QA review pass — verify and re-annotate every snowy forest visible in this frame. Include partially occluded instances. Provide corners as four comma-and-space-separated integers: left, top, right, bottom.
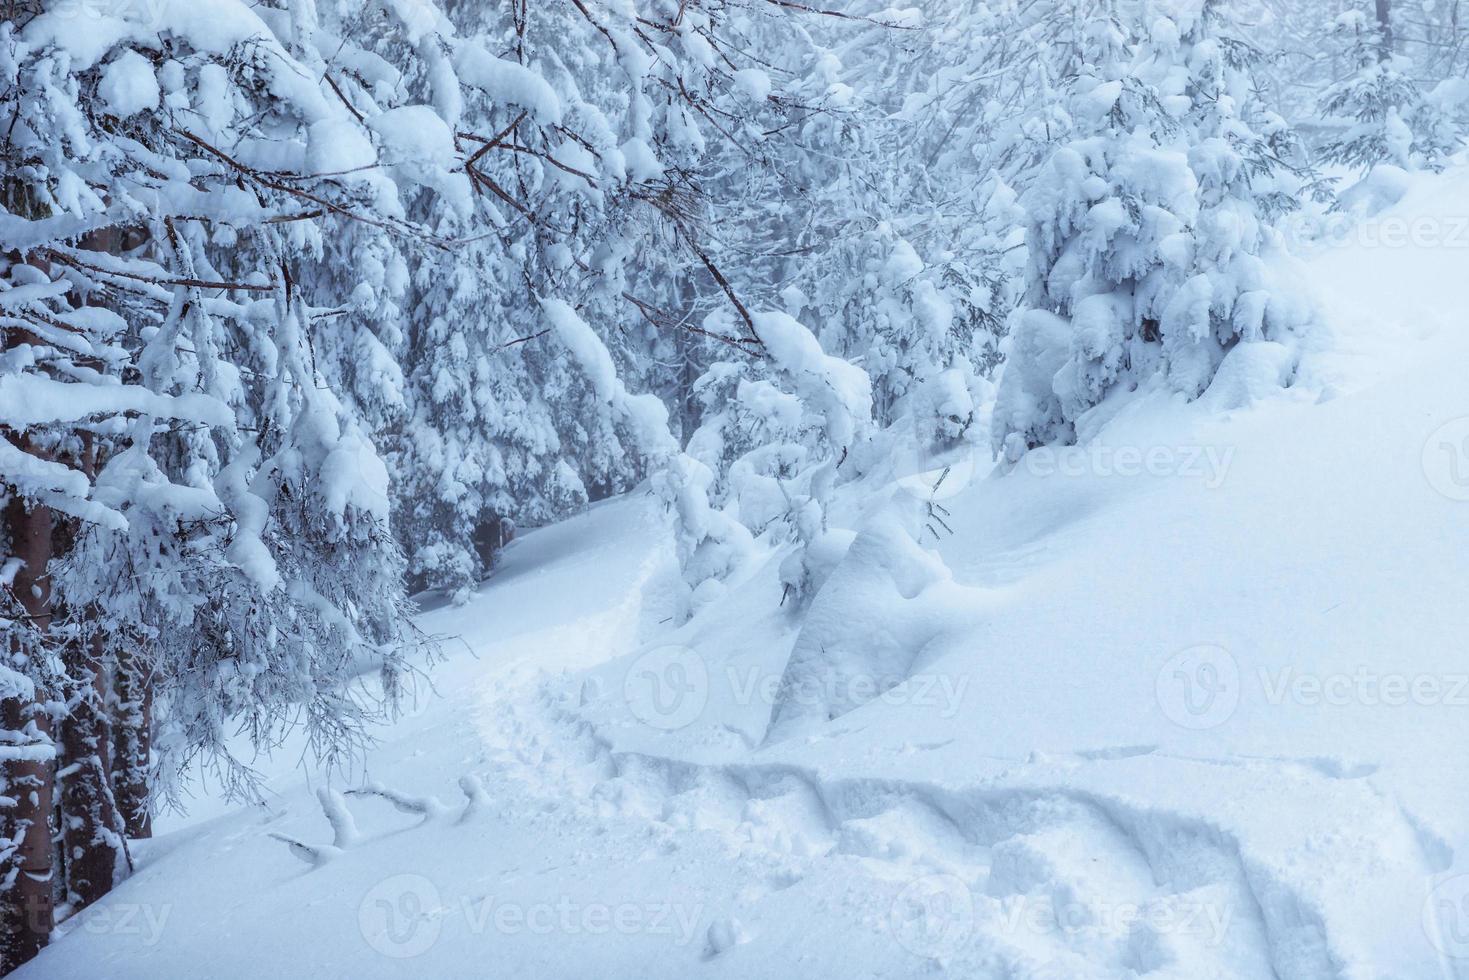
4, 0, 1469, 975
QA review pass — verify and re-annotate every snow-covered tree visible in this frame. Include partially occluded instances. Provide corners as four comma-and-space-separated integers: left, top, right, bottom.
1317, 4, 1461, 173
387, 0, 866, 602
0, 1, 471, 962
993, 4, 1318, 456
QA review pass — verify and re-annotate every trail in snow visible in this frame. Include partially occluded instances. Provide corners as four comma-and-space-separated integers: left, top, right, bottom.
20, 170, 1469, 979
510, 168, 1469, 977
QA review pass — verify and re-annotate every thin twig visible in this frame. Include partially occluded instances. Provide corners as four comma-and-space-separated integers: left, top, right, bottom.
175, 129, 453, 249
42, 248, 275, 292
323, 73, 365, 123
676, 227, 756, 335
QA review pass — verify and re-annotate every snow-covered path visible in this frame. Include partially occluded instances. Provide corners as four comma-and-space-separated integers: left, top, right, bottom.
22, 171, 1469, 979
20, 493, 1294, 979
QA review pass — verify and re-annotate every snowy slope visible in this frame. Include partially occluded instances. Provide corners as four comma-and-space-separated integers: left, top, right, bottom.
21, 168, 1469, 979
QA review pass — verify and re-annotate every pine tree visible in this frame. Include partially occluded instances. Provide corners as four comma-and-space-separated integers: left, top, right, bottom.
1, 2, 463, 961
388, 0, 848, 603
1317, 2, 1461, 173
993, 5, 1317, 456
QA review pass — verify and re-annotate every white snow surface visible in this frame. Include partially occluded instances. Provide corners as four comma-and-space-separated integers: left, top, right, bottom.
22, 166, 1469, 979
97, 50, 159, 117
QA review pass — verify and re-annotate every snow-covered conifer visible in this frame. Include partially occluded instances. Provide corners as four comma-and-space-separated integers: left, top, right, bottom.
993, 3, 1317, 456
1317, 5, 1461, 174
1, 2, 468, 959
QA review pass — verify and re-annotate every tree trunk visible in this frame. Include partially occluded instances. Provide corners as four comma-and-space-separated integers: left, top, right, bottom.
58, 631, 131, 909
75, 221, 157, 842
57, 224, 150, 868
112, 648, 153, 839
1376, 0, 1394, 57
0, 486, 57, 974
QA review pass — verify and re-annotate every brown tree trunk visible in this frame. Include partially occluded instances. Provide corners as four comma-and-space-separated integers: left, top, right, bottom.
0, 485, 57, 974
52, 417, 133, 908
1376, 0, 1394, 58
112, 648, 153, 839
70, 223, 155, 843
1, 176, 63, 975
58, 630, 132, 909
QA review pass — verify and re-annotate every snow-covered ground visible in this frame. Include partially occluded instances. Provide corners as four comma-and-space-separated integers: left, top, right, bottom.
23, 167, 1469, 979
